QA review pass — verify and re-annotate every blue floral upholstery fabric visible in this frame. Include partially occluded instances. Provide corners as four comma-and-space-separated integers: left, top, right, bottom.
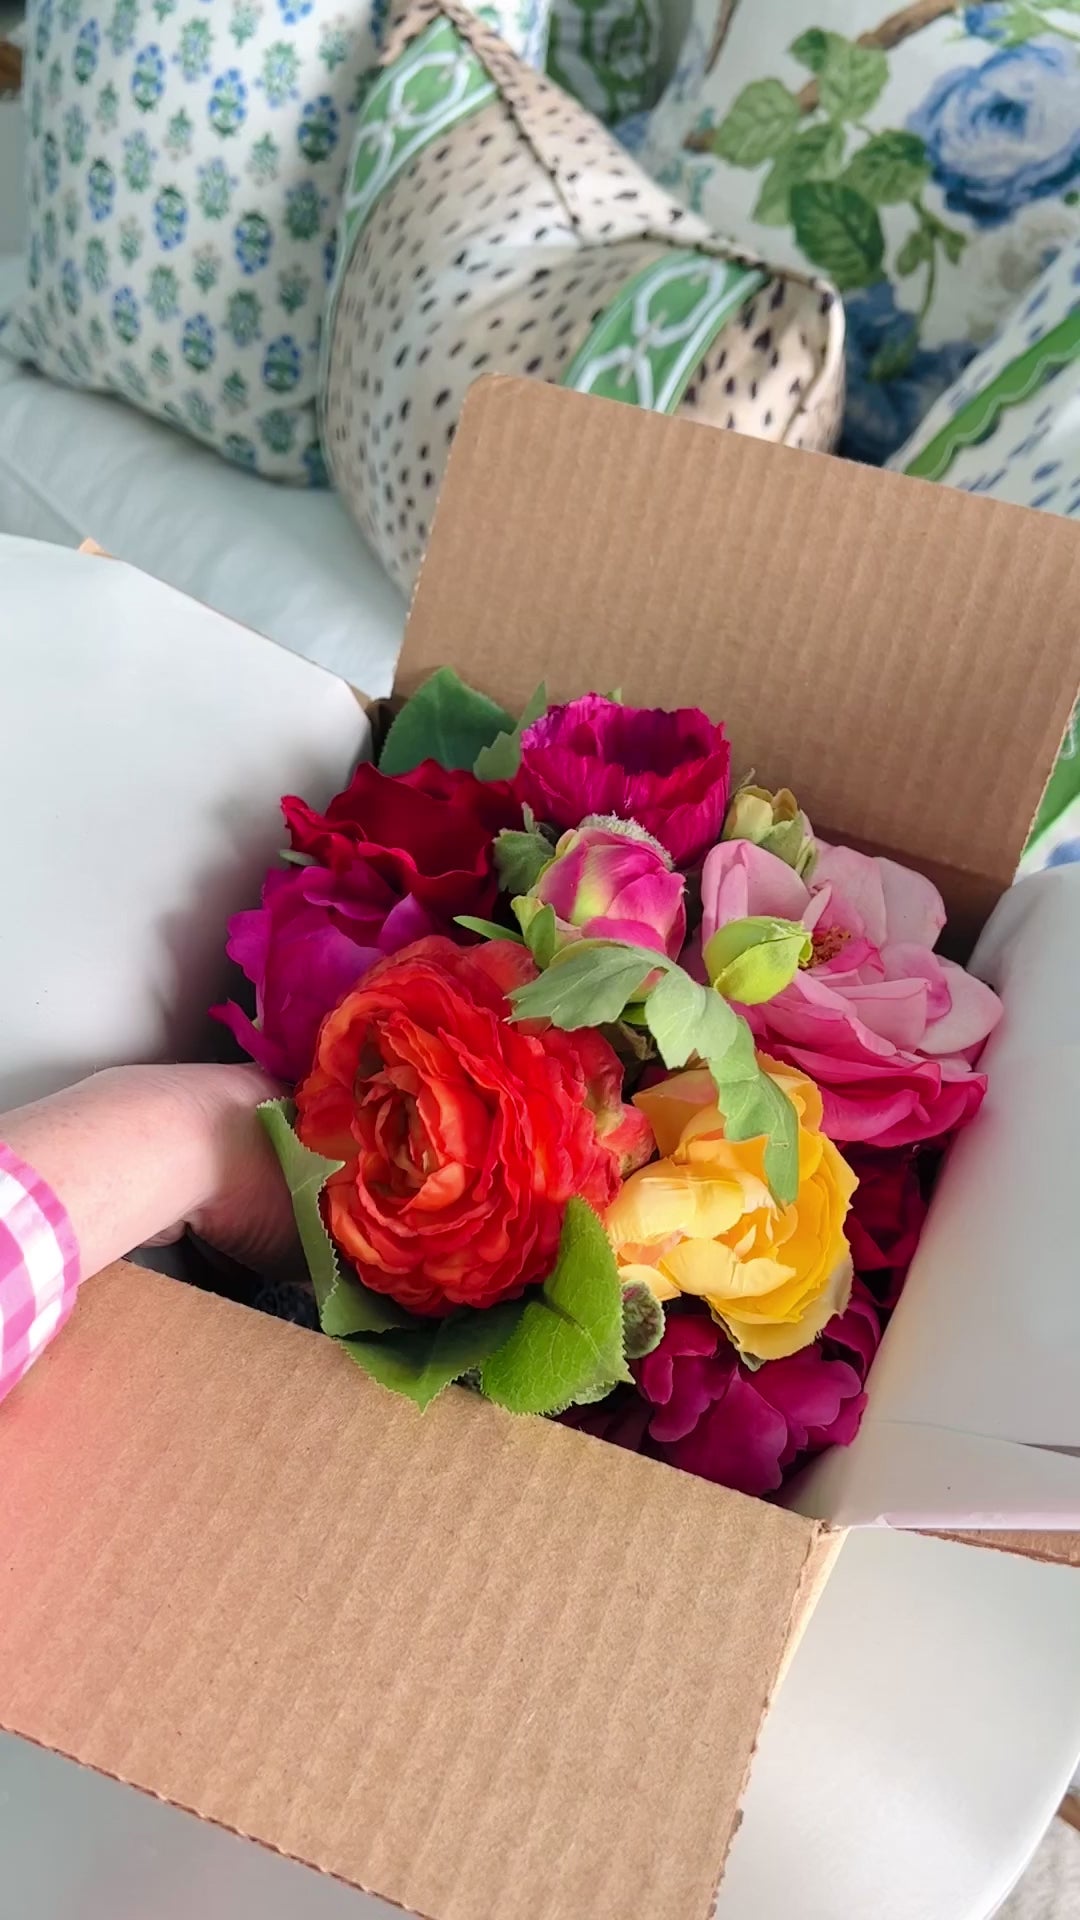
3, 0, 547, 479
637, 1, 1080, 464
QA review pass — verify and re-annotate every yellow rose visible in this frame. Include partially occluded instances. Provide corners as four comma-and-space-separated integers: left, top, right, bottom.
604, 1058, 855, 1362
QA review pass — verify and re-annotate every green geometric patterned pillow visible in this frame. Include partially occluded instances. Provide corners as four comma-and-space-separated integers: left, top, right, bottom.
3, 0, 550, 482
547, 0, 663, 127
320, 0, 845, 591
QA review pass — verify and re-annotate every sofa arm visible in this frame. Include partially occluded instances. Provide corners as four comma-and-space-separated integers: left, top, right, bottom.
0, 40, 22, 98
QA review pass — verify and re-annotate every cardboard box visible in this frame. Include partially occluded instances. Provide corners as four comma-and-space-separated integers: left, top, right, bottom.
2, 378, 1080, 1920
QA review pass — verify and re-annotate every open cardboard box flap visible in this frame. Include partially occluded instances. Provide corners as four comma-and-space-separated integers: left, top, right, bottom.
2, 378, 1080, 1919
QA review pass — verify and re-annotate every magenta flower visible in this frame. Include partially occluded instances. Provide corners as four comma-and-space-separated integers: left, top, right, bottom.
564, 1289, 881, 1499
699, 838, 1002, 1148
520, 819, 687, 956
517, 695, 730, 869
213, 860, 442, 1083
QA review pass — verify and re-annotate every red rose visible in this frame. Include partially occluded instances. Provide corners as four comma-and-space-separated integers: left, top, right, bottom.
283, 759, 520, 917
295, 936, 653, 1317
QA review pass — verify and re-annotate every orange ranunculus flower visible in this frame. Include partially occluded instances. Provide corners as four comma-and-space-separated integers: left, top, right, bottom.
295, 935, 653, 1318
604, 1059, 856, 1362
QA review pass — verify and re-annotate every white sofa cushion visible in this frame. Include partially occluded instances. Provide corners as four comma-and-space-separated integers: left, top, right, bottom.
0, 256, 404, 689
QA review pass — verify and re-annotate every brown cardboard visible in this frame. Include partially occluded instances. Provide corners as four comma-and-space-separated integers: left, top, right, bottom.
7, 378, 1080, 1915
0, 1262, 826, 1920
402, 376, 1080, 948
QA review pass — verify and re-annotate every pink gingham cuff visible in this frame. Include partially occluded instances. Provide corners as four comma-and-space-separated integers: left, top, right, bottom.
0, 1141, 80, 1407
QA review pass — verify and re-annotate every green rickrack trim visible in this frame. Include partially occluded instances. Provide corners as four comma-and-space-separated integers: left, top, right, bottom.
561, 248, 765, 414
903, 306, 1080, 484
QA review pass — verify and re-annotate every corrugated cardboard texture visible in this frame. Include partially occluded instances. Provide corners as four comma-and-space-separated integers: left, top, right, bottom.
402, 377, 1080, 946
0, 1263, 825, 1920
936, 1529, 1080, 1568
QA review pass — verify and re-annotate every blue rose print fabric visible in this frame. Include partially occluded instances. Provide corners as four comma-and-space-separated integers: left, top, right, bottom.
637, 0, 1080, 464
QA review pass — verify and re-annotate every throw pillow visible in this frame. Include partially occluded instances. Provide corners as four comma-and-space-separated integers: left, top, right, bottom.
4, 0, 547, 481
888, 233, 1080, 875
547, 0, 662, 127
638, 0, 1080, 465
320, 0, 844, 592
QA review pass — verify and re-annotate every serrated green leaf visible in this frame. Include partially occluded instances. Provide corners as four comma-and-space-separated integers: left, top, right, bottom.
710, 78, 800, 167
339, 1300, 526, 1411
509, 940, 658, 1028
643, 964, 738, 1069
843, 130, 928, 206
481, 1198, 630, 1414
455, 915, 525, 943
895, 226, 932, 276
495, 823, 554, 896
817, 36, 888, 122
379, 668, 513, 777
791, 180, 884, 290
259, 1098, 413, 1335
753, 121, 846, 224
703, 917, 811, 1005
472, 682, 547, 782
789, 27, 829, 72
705, 1026, 799, 1206
622, 1281, 665, 1359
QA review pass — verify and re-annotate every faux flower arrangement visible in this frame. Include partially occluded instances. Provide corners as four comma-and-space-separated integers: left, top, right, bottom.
215, 673, 1001, 1498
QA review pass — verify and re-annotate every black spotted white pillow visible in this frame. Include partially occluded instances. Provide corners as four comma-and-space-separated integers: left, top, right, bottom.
320, 0, 844, 589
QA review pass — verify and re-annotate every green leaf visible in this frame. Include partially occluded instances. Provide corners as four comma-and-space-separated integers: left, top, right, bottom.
522, 901, 558, 969
843, 130, 928, 206
817, 36, 888, 122
705, 1026, 799, 1207
259, 1099, 413, 1336
509, 940, 658, 1028
790, 181, 884, 290
703, 917, 812, 1005
480, 1198, 630, 1414
472, 682, 547, 782
379, 668, 514, 777
939, 224, 967, 265
455, 915, 525, 943
868, 328, 918, 382
710, 78, 801, 167
789, 27, 829, 72
643, 964, 738, 1070
622, 1281, 665, 1359
753, 122, 845, 225
495, 823, 554, 896
279, 848, 318, 868
895, 226, 932, 276
340, 1300, 526, 1412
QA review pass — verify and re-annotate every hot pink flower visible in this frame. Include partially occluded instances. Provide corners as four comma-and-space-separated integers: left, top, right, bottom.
522, 820, 687, 956
213, 860, 443, 1082
700, 839, 1002, 1148
517, 695, 730, 869
565, 1289, 882, 1499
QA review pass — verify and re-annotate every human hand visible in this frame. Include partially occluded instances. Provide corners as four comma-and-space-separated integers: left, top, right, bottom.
1, 1063, 298, 1281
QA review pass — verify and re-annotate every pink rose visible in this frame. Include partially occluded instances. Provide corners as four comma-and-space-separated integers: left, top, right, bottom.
517, 695, 730, 869
520, 819, 687, 957
700, 839, 1002, 1148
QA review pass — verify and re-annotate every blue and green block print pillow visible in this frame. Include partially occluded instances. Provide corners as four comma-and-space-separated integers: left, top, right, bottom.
639, 0, 1080, 465
4, 0, 549, 481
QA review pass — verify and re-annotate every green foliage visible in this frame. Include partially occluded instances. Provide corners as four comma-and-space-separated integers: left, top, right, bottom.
790, 180, 885, 290
379, 668, 514, 777
753, 122, 845, 225
710, 77, 801, 166
843, 131, 929, 206
472, 682, 547, 782
481, 1199, 630, 1415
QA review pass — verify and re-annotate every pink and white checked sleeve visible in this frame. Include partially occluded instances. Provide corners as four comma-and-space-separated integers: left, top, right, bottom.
0, 1141, 80, 1406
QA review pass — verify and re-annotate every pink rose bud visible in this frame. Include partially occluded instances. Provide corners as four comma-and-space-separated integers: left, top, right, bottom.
520, 816, 687, 958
